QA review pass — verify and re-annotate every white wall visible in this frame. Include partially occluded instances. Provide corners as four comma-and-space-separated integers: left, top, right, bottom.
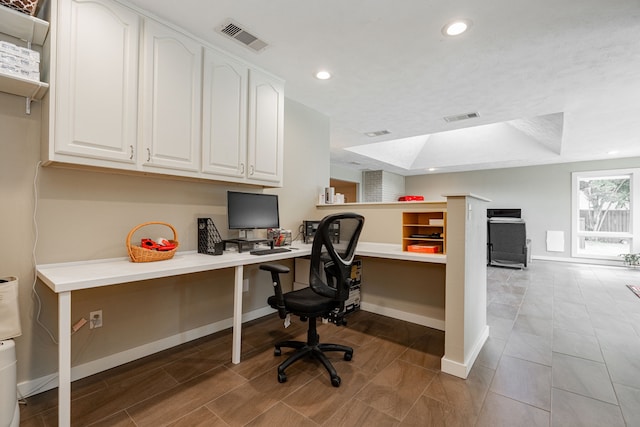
266, 99, 330, 233
362, 170, 406, 202
382, 171, 405, 202
405, 158, 640, 261
330, 164, 363, 202
330, 163, 362, 184
0, 93, 329, 386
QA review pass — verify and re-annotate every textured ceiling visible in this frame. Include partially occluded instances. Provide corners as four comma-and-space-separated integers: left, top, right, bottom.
126, 0, 640, 175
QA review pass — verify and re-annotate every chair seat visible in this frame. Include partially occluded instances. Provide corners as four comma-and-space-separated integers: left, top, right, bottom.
268, 287, 339, 317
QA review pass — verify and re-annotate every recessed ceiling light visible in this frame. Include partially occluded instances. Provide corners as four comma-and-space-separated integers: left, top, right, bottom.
442, 19, 472, 36
428, 168, 436, 172
315, 70, 332, 80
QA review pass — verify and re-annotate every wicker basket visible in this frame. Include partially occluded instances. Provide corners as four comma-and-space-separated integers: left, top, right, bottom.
0, 0, 40, 16
126, 221, 179, 263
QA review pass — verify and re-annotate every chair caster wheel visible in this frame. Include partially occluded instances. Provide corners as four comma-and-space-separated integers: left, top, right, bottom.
344, 352, 352, 361
274, 348, 281, 356
278, 372, 287, 383
331, 376, 341, 387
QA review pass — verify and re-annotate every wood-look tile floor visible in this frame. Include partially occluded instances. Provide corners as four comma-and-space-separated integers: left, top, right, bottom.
18, 261, 640, 426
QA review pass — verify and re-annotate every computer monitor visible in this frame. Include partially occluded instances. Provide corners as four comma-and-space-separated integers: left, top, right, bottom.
227, 191, 280, 235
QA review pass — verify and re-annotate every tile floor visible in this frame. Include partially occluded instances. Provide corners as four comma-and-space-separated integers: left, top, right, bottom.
18, 260, 640, 426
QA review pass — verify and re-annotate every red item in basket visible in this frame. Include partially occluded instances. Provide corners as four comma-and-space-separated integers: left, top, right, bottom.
398, 196, 424, 201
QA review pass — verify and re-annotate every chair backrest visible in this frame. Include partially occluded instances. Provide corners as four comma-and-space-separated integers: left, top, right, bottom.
489, 220, 527, 252
309, 213, 364, 303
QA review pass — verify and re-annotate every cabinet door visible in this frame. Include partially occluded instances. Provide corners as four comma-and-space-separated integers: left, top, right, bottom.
55, 0, 139, 163
141, 19, 201, 172
201, 48, 247, 178
247, 69, 284, 185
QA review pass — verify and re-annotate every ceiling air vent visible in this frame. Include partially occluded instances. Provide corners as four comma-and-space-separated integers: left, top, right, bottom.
364, 130, 391, 137
443, 112, 480, 123
219, 20, 268, 53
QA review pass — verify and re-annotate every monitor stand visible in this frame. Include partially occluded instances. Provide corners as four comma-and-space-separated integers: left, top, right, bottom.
223, 238, 274, 253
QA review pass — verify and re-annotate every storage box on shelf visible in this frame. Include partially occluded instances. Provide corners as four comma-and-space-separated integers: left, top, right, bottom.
402, 211, 447, 254
1, 40, 40, 80
407, 244, 440, 253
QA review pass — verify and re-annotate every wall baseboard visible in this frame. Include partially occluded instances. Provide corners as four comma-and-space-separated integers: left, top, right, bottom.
17, 306, 275, 398
532, 255, 624, 267
360, 302, 445, 331
441, 325, 489, 379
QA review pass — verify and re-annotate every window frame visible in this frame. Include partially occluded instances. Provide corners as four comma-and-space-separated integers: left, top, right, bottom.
571, 168, 639, 260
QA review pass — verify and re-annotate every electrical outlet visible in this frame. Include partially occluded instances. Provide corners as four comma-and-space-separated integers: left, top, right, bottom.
89, 310, 103, 329
243, 278, 249, 292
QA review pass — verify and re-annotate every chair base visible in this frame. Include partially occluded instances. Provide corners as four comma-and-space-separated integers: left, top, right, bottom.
274, 317, 353, 387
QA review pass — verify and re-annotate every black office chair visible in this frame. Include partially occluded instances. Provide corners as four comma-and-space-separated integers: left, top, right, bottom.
259, 212, 364, 387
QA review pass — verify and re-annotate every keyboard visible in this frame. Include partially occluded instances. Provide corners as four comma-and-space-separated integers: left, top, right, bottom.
249, 247, 292, 256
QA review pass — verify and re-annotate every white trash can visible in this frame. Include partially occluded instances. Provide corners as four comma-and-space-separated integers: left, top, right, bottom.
0, 275, 21, 427
0, 339, 19, 427
0, 277, 21, 340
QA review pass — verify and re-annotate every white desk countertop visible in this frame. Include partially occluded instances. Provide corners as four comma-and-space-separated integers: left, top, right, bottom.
37, 242, 446, 293
36, 247, 310, 293
355, 242, 446, 264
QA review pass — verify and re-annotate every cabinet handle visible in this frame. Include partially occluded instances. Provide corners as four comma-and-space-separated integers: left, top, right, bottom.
129, 145, 134, 160
146, 148, 151, 162
249, 165, 254, 176
240, 163, 245, 174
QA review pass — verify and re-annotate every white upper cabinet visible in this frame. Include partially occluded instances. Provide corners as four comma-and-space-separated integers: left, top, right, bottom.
53, 0, 139, 164
201, 47, 247, 179
202, 48, 284, 186
140, 19, 202, 172
44, 0, 284, 186
247, 68, 284, 185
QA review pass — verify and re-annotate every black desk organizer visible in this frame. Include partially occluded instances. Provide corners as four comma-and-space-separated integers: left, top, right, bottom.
223, 238, 274, 253
197, 218, 224, 255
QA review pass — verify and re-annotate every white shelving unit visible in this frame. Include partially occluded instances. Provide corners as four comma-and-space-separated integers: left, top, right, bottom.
0, 4, 49, 107
0, 5, 48, 44
0, 70, 48, 99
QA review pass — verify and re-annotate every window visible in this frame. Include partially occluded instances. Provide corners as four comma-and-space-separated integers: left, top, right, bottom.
572, 169, 640, 259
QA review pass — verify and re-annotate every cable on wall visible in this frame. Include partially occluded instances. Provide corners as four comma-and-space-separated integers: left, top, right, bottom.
21, 161, 98, 401
31, 160, 58, 345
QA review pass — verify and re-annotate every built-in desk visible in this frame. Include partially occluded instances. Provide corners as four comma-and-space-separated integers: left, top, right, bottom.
39, 192, 489, 427
37, 242, 447, 427
316, 194, 490, 379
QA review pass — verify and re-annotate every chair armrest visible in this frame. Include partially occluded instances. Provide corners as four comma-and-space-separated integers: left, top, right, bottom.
259, 264, 290, 275
259, 264, 290, 319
